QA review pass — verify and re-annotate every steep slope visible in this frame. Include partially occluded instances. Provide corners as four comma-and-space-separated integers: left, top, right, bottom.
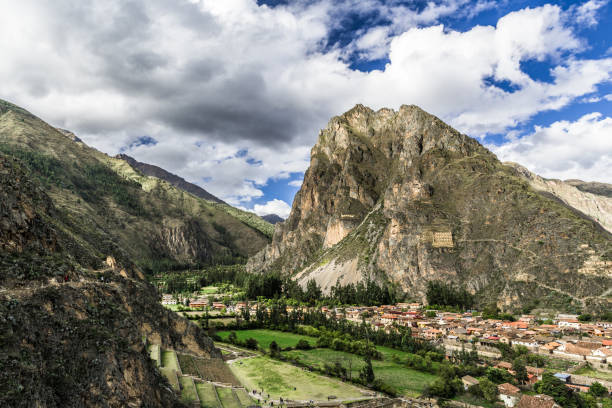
506, 162, 612, 233
565, 179, 612, 198
116, 153, 225, 203
248, 104, 612, 313
0, 99, 271, 272
0, 152, 220, 407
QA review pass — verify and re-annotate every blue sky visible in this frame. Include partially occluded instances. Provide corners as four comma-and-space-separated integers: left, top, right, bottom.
1, 0, 611, 218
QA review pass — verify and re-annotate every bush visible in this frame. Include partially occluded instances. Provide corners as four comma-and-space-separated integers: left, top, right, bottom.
244, 337, 258, 350
296, 339, 311, 350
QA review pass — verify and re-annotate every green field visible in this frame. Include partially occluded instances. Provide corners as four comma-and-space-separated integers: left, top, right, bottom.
285, 348, 436, 397
179, 376, 199, 404
217, 387, 241, 408
217, 329, 317, 349
162, 350, 180, 371
196, 382, 220, 408
230, 356, 365, 401
235, 388, 256, 406
200, 286, 219, 294
161, 367, 180, 391
574, 366, 612, 381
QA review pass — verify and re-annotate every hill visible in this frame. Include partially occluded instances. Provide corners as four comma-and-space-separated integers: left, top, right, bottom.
0, 99, 271, 272
262, 214, 284, 224
247, 104, 612, 313
0, 151, 221, 407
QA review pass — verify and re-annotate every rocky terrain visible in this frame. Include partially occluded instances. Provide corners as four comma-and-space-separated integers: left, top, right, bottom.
0, 152, 220, 407
505, 162, 612, 234
0, 99, 271, 272
248, 104, 612, 313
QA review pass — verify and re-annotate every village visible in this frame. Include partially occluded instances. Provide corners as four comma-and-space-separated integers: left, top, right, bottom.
162, 292, 612, 401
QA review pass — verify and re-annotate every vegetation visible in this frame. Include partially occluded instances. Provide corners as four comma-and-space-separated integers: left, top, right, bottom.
217, 329, 317, 349
426, 281, 474, 310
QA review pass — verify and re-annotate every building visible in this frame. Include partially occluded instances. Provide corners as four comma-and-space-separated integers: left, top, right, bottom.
461, 375, 479, 390
498, 383, 521, 407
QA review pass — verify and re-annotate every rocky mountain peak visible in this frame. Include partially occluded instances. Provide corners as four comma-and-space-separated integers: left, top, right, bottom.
248, 104, 611, 314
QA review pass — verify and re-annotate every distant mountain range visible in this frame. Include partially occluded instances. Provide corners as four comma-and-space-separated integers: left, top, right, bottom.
262, 214, 284, 224
116, 153, 226, 204
248, 104, 612, 314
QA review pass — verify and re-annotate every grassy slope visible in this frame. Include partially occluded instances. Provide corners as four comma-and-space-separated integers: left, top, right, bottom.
229, 356, 364, 401
0, 99, 271, 270
217, 329, 318, 349
196, 382, 220, 408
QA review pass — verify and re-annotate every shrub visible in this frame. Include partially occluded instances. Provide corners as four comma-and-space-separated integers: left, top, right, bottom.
295, 339, 311, 350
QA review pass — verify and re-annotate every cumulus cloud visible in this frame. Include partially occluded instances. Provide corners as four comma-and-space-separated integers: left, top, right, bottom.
0, 0, 610, 209
252, 199, 292, 218
492, 113, 612, 183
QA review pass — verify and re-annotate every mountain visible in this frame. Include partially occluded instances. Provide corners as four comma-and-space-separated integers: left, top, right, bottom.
505, 163, 612, 234
0, 149, 220, 407
247, 104, 612, 314
262, 214, 284, 224
0, 99, 272, 272
116, 153, 225, 204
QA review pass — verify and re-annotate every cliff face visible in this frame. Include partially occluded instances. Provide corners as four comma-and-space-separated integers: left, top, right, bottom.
248, 104, 612, 313
505, 162, 612, 234
0, 153, 220, 407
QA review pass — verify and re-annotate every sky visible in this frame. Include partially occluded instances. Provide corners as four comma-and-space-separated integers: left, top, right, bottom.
0, 0, 611, 219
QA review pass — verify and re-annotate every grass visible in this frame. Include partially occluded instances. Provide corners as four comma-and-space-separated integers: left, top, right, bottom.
454, 394, 497, 408
217, 387, 241, 408
160, 367, 180, 391
200, 286, 219, 295
574, 366, 612, 381
179, 376, 199, 404
285, 348, 436, 397
196, 382, 220, 408
162, 350, 180, 371
229, 356, 365, 401
217, 329, 317, 349
235, 388, 256, 406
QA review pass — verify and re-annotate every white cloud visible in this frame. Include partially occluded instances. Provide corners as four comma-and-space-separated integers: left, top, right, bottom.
288, 179, 304, 187
492, 113, 612, 183
0, 0, 610, 209
605, 94, 612, 101
252, 199, 292, 218
572, 0, 607, 26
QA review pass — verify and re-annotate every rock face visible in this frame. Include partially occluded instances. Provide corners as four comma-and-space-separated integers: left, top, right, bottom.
0, 152, 220, 407
248, 104, 612, 313
505, 162, 612, 234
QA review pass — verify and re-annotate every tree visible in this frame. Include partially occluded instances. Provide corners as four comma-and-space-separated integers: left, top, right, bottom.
588, 382, 607, 398
245, 337, 258, 350
269, 340, 280, 357
228, 331, 238, 344
535, 372, 583, 408
479, 378, 498, 402
513, 357, 528, 384
360, 355, 375, 384
296, 339, 311, 350
305, 279, 322, 305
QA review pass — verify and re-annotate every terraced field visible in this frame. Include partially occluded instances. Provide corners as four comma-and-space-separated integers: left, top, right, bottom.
196, 382, 220, 408
162, 349, 180, 372
217, 387, 241, 408
161, 367, 180, 391
179, 376, 200, 405
149, 344, 161, 366
234, 388, 256, 406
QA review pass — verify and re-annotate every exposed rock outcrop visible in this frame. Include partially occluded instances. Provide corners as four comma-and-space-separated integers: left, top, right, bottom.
505, 162, 612, 234
248, 104, 612, 313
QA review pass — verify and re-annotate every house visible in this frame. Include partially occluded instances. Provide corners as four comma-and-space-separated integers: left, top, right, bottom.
461, 375, 479, 390
515, 394, 560, 408
498, 383, 521, 407
496, 361, 514, 372
558, 320, 580, 330
526, 366, 544, 381
553, 373, 571, 383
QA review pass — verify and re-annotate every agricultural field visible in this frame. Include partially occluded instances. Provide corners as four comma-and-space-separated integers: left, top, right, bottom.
217, 329, 317, 349
196, 382, 220, 408
160, 367, 180, 391
285, 348, 437, 397
200, 286, 219, 295
178, 352, 240, 385
162, 350, 180, 372
179, 376, 199, 404
229, 356, 366, 401
217, 387, 241, 408
235, 388, 256, 406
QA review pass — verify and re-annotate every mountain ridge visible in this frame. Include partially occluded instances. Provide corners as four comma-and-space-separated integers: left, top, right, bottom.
248, 104, 612, 313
